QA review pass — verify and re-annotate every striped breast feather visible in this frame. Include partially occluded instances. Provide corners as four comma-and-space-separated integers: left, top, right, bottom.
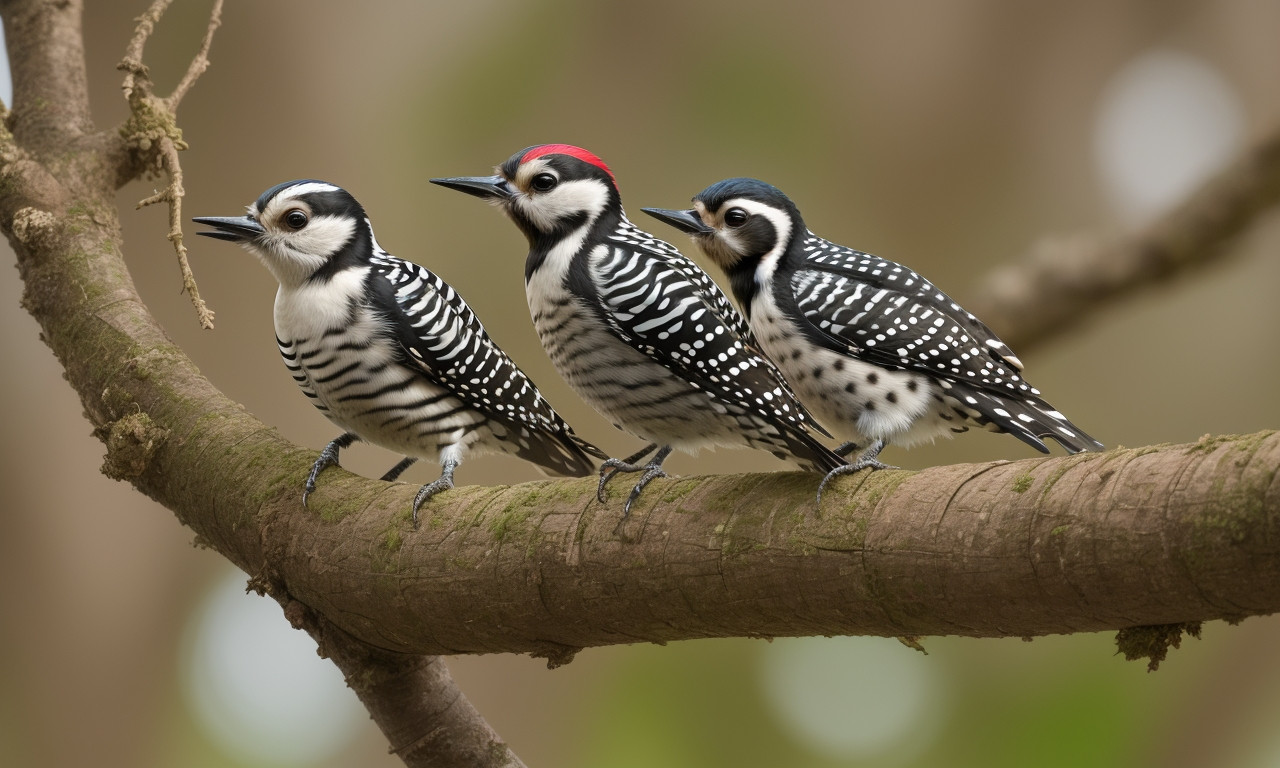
591, 235, 827, 438
367, 253, 607, 475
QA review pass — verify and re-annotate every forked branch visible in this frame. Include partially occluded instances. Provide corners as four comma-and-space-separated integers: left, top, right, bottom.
117, 0, 224, 329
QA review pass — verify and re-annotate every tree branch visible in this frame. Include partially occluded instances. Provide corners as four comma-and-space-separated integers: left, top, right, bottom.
276, 595, 526, 767
969, 128, 1280, 350
0, 0, 93, 146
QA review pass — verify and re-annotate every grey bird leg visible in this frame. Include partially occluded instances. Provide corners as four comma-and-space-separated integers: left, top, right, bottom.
380, 456, 419, 482
411, 457, 458, 528
597, 445, 675, 524
303, 432, 359, 508
816, 438, 896, 503
596, 443, 660, 503
833, 441, 863, 458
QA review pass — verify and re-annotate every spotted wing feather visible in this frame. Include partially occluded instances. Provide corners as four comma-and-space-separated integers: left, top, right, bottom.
367, 252, 607, 475
789, 234, 1102, 453
592, 222, 842, 471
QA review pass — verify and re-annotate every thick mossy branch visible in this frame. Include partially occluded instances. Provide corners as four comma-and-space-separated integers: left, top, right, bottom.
4, 129, 1279, 660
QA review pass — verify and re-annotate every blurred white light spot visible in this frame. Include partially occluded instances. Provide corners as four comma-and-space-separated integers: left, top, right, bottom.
1094, 49, 1243, 222
758, 636, 944, 762
0, 22, 11, 107
182, 567, 365, 766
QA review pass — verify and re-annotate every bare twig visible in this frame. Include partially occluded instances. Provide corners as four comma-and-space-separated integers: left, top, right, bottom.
167, 0, 223, 111
970, 128, 1280, 351
117, 0, 170, 102
116, 0, 223, 329
135, 137, 213, 326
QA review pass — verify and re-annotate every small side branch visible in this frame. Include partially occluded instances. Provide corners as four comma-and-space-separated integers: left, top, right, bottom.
271, 595, 527, 768
116, 0, 223, 329
167, 1, 223, 112
971, 128, 1280, 350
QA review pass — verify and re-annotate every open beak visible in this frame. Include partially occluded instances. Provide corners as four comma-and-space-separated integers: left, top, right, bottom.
641, 207, 713, 236
429, 175, 514, 200
191, 216, 266, 243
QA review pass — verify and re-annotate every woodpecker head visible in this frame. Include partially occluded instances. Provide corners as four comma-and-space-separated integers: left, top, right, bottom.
431, 144, 621, 243
193, 180, 374, 287
643, 178, 805, 277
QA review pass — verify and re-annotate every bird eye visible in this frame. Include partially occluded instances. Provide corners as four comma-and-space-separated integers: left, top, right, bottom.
531, 173, 558, 192
284, 209, 309, 230
724, 208, 749, 227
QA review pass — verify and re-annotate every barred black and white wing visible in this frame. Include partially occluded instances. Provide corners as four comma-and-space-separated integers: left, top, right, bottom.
592, 224, 842, 472
367, 251, 607, 476
788, 234, 1103, 453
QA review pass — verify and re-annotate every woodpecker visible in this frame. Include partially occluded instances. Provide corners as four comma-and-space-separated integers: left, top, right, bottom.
644, 178, 1103, 482
193, 180, 606, 523
431, 146, 845, 516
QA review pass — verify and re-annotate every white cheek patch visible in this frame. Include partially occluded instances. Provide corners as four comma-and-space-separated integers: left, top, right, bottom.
723, 198, 792, 285
271, 214, 356, 258
254, 214, 356, 285
516, 178, 611, 232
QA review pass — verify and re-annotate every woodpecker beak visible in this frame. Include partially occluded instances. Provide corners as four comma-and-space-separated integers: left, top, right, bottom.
641, 207, 713, 236
429, 175, 514, 200
191, 216, 266, 242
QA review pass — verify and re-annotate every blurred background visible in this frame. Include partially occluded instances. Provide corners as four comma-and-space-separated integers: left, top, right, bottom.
2, 2, 1279, 766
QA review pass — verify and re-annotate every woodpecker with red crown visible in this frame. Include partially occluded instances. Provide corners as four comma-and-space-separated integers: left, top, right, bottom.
432, 147, 846, 517
193, 180, 607, 523
644, 178, 1103, 475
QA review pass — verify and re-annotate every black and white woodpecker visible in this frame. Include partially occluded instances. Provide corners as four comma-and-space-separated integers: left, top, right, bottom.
644, 178, 1103, 477
193, 180, 606, 523
431, 146, 845, 515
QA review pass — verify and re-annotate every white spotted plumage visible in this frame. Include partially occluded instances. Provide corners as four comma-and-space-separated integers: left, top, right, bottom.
646, 177, 1103, 460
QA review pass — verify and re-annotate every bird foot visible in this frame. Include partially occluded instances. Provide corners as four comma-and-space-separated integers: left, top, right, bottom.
302, 433, 357, 508
411, 475, 453, 529
595, 444, 660, 503
815, 440, 895, 504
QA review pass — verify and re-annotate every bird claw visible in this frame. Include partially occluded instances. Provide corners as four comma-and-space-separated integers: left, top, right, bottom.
815, 440, 893, 504
410, 459, 458, 529
302, 433, 357, 508
596, 446, 673, 535
410, 477, 452, 529
623, 465, 669, 519
596, 443, 660, 503
596, 459, 634, 503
